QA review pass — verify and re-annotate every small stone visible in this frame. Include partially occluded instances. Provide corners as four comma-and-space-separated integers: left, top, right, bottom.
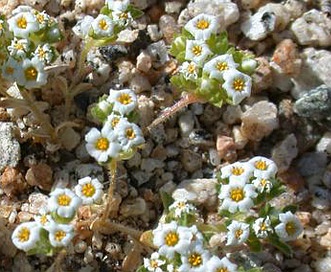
120, 197, 147, 217
136, 51, 152, 73
28, 193, 49, 214
0, 167, 26, 198
25, 163, 53, 191
293, 264, 313, 272
178, 110, 195, 137
17, 211, 33, 223
251, 57, 273, 92
84, 246, 94, 264
311, 186, 331, 210
312, 256, 331, 272
291, 9, 331, 47
232, 126, 248, 150
147, 40, 170, 66
75, 163, 104, 182
92, 232, 103, 250
188, 129, 214, 147
209, 148, 220, 166
117, 29, 139, 43
172, 178, 218, 210
241, 101, 279, 141
130, 73, 152, 93
132, 170, 153, 187
165, 1, 184, 14
297, 152, 327, 177
141, 158, 165, 173
117, 60, 134, 84
272, 134, 298, 174
216, 135, 237, 162
159, 15, 180, 44
316, 132, 331, 155
278, 167, 305, 192
105, 242, 121, 257
222, 105, 242, 125
147, 24, 162, 41
180, 149, 202, 173
75, 240, 87, 253
8, 209, 17, 224
0, 122, 20, 172
150, 145, 167, 161
0, 218, 17, 257
320, 228, 331, 248
315, 221, 331, 235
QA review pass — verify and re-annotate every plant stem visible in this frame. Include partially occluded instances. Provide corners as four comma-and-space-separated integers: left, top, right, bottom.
146, 92, 205, 131
102, 159, 118, 221
19, 86, 57, 141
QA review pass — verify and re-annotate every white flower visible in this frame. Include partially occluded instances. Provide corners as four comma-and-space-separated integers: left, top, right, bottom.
169, 199, 197, 218
15, 57, 48, 89
153, 221, 191, 258
184, 14, 219, 40
106, 113, 126, 130
185, 40, 212, 66
178, 244, 210, 272
115, 120, 145, 151
253, 217, 273, 239
85, 124, 122, 162
33, 44, 54, 64
206, 256, 238, 272
143, 252, 166, 272
203, 54, 238, 80
180, 61, 199, 80
73, 15, 94, 38
106, 0, 130, 12
275, 211, 303, 242
1, 57, 20, 82
75, 176, 104, 205
222, 69, 252, 105
91, 14, 115, 37
45, 221, 75, 247
241, 59, 258, 72
252, 177, 273, 193
8, 38, 30, 59
220, 161, 254, 180
48, 188, 82, 219
248, 156, 278, 179
34, 209, 54, 228
108, 89, 137, 115
226, 220, 250, 246
112, 10, 133, 27
8, 11, 39, 38
33, 10, 51, 29
11, 222, 41, 252
219, 176, 257, 213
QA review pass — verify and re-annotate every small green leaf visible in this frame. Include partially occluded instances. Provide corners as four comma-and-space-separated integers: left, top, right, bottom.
282, 205, 298, 214
136, 266, 148, 272
127, 5, 144, 19
246, 234, 262, 252
206, 32, 229, 55
160, 191, 174, 212
169, 36, 187, 58
100, 5, 111, 15
268, 235, 293, 256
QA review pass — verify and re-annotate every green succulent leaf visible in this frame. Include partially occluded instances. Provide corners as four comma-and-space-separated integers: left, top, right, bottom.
207, 32, 229, 55
127, 5, 144, 19
268, 235, 293, 257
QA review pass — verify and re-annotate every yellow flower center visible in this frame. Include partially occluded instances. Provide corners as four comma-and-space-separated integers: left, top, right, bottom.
150, 260, 159, 268
196, 19, 210, 30
111, 117, 120, 128
55, 230, 66, 241
232, 78, 245, 91
38, 47, 46, 58
217, 268, 229, 272
119, 12, 129, 19
260, 222, 267, 231
235, 229, 243, 239
36, 14, 45, 24
188, 252, 202, 267
177, 201, 186, 209
14, 43, 24, 51
192, 45, 202, 56
216, 62, 228, 71
57, 194, 71, 206
187, 63, 196, 74
285, 222, 297, 236
82, 183, 96, 197
231, 166, 244, 176
255, 160, 267, 170
98, 19, 109, 30
5, 66, 14, 75
24, 67, 38, 81
126, 128, 136, 140
18, 227, 30, 242
117, 93, 132, 105
230, 187, 244, 202
40, 215, 48, 225
17, 16, 27, 29
165, 231, 179, 246
95, 137, 109, 151
260, 179, 268, 186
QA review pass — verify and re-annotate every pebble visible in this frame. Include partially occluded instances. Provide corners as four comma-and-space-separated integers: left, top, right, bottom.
178, 110, 195, 137
241, 101, 279, 141
172, 178, 218, 210
271, 134, 298, 173
216, 135, 237, 162
74, 163, 104, 182
297, 152, 327, 177
316, 132, 331, 155
147, 24, 162, 41
117, 29, 139, 43
241, 3, 290, 41
222, 105, 242, 125
209, 148, 220, 166
0, 122, 20, 172
165, 1, 184, 14
146, 40, 170, 66
316, 221, 331, 235
136, 51, 152, 73
291, 9, 331, 47
0, 167, 26, 197
159, 15, 180, 44
311, 186, 331, 210
320, 228, 331, 248
188, 129, 214, 147
105, 242, 121, 257
74, 240, 87, 253
132, 170, 153, 187
312, 256, 331, 272
140, 158, 165, 172
180, 149, 202, 173
293, 264, 313, 272
117, 60, 134, 84
129, 73, 152, 93
28, 193, 49, 214
294, 85, 331, 129
25, 163, 53, 191
251, 57, 273, 93
120, 197, 147, 217
232, 126, 248, 150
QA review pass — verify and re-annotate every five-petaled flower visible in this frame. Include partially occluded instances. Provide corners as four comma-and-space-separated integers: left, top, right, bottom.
184, 13, 219, 40
275, 211, 303, 242
11, 222, 41, 252
226, 220, 250, 246
75, 176, 104, 205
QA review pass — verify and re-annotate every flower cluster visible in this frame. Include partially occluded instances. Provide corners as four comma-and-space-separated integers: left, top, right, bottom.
73, 0, 142, 43
218, 156, 303, 253
86, 88, 145, 163
0, 6, 61, 89
140, 221, 237, 272
11, 176, 104, 255
170, 13, 257, 106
